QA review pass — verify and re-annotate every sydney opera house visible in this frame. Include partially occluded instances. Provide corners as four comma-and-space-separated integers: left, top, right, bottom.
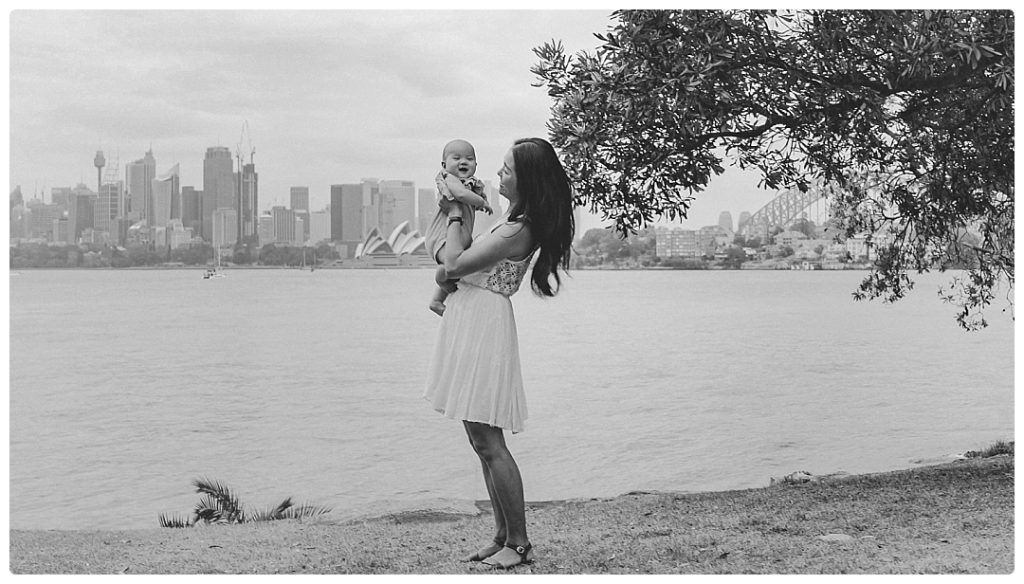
351, 220, 435, 267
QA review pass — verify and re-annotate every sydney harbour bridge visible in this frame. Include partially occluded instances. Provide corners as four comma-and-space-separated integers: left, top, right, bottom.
738, 183, 835, 239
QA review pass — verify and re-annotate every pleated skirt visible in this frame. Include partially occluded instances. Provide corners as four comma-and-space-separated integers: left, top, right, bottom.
423, 283, 527, 433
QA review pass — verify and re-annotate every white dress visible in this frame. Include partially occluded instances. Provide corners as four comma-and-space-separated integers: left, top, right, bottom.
424, 227, 536, 433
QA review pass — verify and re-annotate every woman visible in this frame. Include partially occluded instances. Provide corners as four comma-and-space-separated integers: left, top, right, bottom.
424, 137, 575, 570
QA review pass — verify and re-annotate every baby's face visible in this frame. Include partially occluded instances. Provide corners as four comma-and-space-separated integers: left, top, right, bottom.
442, 144, 478, 179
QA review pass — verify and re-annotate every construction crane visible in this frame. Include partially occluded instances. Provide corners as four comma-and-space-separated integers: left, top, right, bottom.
236, 120, 255, 168
235, 121, 257, 243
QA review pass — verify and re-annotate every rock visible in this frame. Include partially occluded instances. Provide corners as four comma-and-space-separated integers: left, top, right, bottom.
818, 533, 853, 542
770, 471, 816, 486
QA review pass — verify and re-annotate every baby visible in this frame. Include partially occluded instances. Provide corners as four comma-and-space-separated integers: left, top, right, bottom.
425, 139, 493, 316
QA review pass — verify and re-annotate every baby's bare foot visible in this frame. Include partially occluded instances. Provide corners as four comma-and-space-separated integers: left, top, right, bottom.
429, 301, 446, 317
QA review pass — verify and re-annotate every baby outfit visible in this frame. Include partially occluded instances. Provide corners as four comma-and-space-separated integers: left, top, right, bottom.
424, 171, 485, 262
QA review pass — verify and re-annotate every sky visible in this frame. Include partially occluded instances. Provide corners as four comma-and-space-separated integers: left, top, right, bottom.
8, 8, 787, 234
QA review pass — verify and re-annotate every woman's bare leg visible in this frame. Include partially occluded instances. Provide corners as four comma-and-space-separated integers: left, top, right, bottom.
464, 421, 530, 567
462, 423, 506, 559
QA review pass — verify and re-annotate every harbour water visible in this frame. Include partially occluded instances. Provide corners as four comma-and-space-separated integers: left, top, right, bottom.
8, 268, 1014, 530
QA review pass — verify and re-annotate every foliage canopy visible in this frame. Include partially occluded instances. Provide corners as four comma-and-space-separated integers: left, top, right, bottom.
533, 10, 1013, 329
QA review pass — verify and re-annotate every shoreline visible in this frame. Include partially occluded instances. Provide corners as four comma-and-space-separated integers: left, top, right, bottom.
9, 456, 1013, 574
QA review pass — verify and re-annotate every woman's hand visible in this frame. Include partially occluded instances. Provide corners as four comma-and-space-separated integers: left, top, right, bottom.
435, 266, 457, 292
438, 197, 463, 217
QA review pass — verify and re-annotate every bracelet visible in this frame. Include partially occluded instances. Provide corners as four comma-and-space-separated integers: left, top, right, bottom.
448, 216, 464, 225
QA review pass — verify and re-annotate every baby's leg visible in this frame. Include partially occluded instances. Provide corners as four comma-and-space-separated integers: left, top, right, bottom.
429, 285, 449, 317
429, 242, 448, 316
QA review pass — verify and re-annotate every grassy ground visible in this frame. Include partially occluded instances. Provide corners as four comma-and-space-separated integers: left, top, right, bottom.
9, 456, 1013, 574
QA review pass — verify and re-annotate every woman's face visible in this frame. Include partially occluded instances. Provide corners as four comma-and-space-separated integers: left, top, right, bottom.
497, 149, 518, 203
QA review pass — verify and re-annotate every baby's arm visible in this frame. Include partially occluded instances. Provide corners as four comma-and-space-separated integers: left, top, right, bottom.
444, 175, 492, 214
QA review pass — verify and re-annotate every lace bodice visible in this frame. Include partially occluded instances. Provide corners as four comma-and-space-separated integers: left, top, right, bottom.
457, 219, 535, 297
460, 253, 535, 297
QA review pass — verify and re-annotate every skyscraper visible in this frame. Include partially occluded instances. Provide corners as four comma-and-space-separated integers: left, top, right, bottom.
331, 183, 365, 258
417, 187, 435, 236
379, 180, 415, 236
212, 207, 238, 250
361, 178, 380, 234
718, 211, 734, 233
271, 205, 295, 244
125, 149, 156, 222
290, 186, 309, 212
239, 162, 258, 242
738, 211, 752, 234
309, 210, 330, 245
67, 190, 95, 242
95, 182, 123, 235
290, 186, 309, 242
258, 212, 274, 245
181, 187, 202, 236
151, 164, 180, 228
203, 146, 234, 242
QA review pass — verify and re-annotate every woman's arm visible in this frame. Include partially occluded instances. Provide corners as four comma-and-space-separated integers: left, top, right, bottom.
439, 204, 532, 279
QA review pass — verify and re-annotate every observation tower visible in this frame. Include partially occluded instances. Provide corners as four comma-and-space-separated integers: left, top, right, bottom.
93, 150, 106, 193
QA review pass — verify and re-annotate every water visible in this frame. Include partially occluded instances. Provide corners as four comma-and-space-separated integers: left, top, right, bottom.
8, 268, 1014, 531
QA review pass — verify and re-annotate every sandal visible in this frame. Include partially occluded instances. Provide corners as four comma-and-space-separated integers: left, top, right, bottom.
463, 537, 504, 562
479, 542, 534, 570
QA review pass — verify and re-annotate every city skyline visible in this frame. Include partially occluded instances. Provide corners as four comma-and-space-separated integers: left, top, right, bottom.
8, 9, 778, 233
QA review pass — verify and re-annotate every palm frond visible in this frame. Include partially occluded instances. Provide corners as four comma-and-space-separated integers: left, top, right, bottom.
282, 502, 333, 521
249, 497, 293, 522
194, 494, 243, 524
158, 513, 193, 528
192, 477, 244, 522
160, 477, 332, 528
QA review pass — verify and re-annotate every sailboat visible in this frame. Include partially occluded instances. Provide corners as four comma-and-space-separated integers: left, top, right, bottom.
203, 248, 226, 279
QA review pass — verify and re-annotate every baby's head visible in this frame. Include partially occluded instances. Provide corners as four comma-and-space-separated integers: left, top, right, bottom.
441, 139, 478, 179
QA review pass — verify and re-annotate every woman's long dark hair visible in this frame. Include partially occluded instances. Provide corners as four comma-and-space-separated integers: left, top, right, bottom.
506, 137, 575, 297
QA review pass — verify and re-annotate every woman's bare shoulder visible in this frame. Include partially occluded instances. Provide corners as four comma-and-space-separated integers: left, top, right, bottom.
490, 220, 534, 258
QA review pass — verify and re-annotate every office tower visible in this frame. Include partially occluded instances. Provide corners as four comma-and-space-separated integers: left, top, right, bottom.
417, 187, 434, 235
181, 187, 202, 236
203, 146, 234, 241
294, 216, 305, 246
212, 208, 238, 250
95, 182, 123, 234
290, 186, 309, 212
330, 186, 344, 242
51, 187, 72, 210
10, 185, 23, 209
377, 180, 414, 237
27, 201, 59, 240
151, 164, 180, 228
655, 227, 700, 258
271, 206, 295, 244
738, 211, 752, 234
290, 186, 309, 243
361, 178, 380, 234
53, 218, 70, 244
126, 149, 156, 222
67, 191, 95, 242
309, 210, 330, 245
258, 212, 274, 245
718, 211, 734, 233
167, 219, 193, 249
239, 162, 258, 242
331, 184, 364, 258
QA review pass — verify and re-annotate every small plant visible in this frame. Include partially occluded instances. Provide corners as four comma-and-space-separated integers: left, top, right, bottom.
964, 440, 1015, 459
159, 477, 332, 528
